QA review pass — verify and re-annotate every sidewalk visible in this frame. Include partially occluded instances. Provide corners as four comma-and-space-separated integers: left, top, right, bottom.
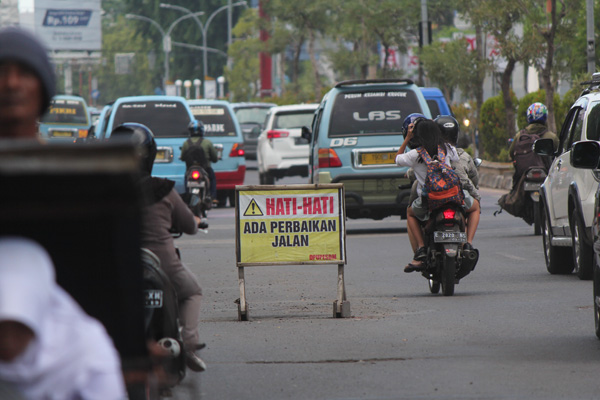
478, 160, 513, 190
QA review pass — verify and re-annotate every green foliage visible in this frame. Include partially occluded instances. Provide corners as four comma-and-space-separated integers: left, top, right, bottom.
480, 94, 516, 162
516, 90, 561, 131
96, 15, 156, 103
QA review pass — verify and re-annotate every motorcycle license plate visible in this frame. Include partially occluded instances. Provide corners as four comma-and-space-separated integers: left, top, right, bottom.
145, 290, 163, 308
523, 181, 541, 191
434, 231, 467, 243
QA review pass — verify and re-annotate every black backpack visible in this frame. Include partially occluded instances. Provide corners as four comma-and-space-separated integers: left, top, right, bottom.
513, 130, 545, 182
181, 138, 208, 170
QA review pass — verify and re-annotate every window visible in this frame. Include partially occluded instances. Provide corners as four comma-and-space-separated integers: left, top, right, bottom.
328, 90, 422, 137
586, 101, 600, 141
113, 101, 190, 138
189, 105, 237, 137
40, 99, 89, 125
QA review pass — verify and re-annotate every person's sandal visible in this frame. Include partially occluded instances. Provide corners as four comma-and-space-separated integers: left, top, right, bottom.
414, 246, 427, 261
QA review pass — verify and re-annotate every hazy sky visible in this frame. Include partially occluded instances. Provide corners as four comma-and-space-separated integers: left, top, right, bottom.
18, 0, 34, 12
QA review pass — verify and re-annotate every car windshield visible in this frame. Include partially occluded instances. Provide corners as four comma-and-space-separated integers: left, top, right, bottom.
112, 101, 190, 137
234, 107, 271, 125
586, 101, 600, 141
189, 104, 237, 137
40, 99, 89, 125
328, 90, 423, 136
273, 111, 314, 129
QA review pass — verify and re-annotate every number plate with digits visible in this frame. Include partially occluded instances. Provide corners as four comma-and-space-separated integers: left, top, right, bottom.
145, 290, 163, 308
433, 231, 467, 243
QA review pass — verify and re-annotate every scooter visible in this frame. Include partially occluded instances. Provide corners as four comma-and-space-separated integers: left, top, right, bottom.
522, 166, 547, 236
420, 203, 479, 296
184, 165, 212, 218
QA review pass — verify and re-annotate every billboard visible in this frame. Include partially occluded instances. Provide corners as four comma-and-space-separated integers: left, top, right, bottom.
34, 0, 101, 51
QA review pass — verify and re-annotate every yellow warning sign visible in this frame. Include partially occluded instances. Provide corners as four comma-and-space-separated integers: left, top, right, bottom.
243, 199, 263, 216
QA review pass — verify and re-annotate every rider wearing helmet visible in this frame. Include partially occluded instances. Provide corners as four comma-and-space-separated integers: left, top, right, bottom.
110, 123, 207, 372
181, 120, 219, 202
509, 102, 558, 164
509, 102, 558, 185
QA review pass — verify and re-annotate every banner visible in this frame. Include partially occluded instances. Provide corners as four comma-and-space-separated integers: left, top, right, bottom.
236, 185, 346, 265
34, 0, 101, 51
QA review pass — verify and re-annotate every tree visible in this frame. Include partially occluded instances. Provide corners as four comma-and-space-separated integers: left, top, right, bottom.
225, 9, 263, 100
519, 0, 582, 134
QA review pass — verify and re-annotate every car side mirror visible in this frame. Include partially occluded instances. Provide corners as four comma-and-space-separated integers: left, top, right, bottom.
533, 138, 555, 157
301, 126, 312, 142
571, 141, 600, 169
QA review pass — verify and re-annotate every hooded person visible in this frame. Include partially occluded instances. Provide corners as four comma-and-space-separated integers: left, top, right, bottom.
0, 27, 56, 140
0, 237, 126, 399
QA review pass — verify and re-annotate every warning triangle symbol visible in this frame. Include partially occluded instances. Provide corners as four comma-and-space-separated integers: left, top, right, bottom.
243, 199, 263, 216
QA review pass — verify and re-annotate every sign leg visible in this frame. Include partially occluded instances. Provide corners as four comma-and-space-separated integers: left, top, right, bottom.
333, 263, 350, 318
238, 267, 249, 321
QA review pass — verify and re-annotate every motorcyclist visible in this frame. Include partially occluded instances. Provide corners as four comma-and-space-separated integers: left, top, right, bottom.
508, 102, 558, 185
110, 122, 207, 373
181, 120, 219, 204
396, 116, 478, 273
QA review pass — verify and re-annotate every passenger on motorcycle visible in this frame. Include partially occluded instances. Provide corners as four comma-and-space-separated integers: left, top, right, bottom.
111, 123, 207, 373
0, 27, 55, 141
395, 117, 477, 273
181, 120, 219, 204
508, 102, 558, 185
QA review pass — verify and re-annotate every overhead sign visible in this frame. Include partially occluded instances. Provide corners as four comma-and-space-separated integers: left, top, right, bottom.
236, 185, 346, 265
34, 0, 101, 51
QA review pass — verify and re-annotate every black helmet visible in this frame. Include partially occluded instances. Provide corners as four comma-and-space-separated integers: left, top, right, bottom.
188, 120, 205, 137
110, 123, 157, 175
434, 115, 459, 145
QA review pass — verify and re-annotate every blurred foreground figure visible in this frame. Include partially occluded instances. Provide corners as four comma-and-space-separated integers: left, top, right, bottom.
0, 237, 126, 400
0, 27, 56, 140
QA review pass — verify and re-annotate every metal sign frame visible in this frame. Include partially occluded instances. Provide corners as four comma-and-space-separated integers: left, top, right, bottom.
234, 184, 349, 320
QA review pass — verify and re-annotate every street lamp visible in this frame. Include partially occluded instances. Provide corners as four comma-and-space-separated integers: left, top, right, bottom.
193, 78, 202, 99
184, 79, 192, 99
217, 76, 226, 98
126, 11, 204, 91
160, 1, 247, 97
175, 79, 182, 96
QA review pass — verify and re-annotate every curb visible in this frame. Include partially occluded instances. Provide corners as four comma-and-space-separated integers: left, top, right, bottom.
479, 160, 513, 191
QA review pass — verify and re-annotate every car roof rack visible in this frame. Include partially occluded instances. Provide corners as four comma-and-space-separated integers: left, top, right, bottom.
579, 72, 600, 95
334, 78, 414, 88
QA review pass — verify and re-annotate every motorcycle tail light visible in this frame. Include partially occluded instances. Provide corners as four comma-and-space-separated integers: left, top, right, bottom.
525, 168, 547, 181
229, 143, 245, 157
318, 148, 342, 168
267, 130, 289, 139
190, 170, 201, 180
442, 209, 456, 220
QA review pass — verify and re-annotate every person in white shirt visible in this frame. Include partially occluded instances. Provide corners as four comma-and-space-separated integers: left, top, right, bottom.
0, 237, 127, 400
395, 118, 477, 273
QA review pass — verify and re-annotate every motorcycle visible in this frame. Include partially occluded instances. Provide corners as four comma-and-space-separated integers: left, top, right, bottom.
133, 222, 209, 399
183, 164, 212, 218
522, 166, 547, 236
420, 203, 479, 296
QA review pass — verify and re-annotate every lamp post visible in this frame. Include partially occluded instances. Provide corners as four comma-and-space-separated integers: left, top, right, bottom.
160, 2, 247, 97
193, 78, 202, 99
126, 11, 204, 91
217, 76, 225, 98
175, 79, 182, 96
184, 79, 192, 99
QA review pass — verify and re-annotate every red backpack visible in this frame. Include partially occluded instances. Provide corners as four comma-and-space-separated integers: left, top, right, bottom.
417, 146, 464, 212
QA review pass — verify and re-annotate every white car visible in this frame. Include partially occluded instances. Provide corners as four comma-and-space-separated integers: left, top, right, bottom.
535, 74, 600, 279
257, 103, 318, 184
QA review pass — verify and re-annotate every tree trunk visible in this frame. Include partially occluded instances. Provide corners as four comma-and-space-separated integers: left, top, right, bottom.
501, 58, 517, 139
307, 29, 322, 101
540, 0, 558, 134
278, 52, 285, 97
292, 35, 304, 89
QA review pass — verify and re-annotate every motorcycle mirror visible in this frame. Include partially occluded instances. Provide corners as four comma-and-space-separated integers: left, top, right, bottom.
473, 158, 483, 168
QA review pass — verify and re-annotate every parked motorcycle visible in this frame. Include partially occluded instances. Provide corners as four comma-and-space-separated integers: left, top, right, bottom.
183, 164, 212, 218
420, 203, 478, 296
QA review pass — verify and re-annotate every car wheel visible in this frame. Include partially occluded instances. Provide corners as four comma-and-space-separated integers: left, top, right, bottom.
542, 205, 574, 274
571, 209, 593, 280
260, 171, 275, 185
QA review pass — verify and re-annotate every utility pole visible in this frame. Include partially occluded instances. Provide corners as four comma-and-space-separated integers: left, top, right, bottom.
258, 0, 272, 98
587, 0, 596, 75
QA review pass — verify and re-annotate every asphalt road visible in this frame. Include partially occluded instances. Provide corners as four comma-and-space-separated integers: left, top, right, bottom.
172, 164, 600, 400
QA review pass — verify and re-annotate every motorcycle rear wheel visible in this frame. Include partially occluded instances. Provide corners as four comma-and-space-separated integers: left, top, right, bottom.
441, 256, 456, 296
